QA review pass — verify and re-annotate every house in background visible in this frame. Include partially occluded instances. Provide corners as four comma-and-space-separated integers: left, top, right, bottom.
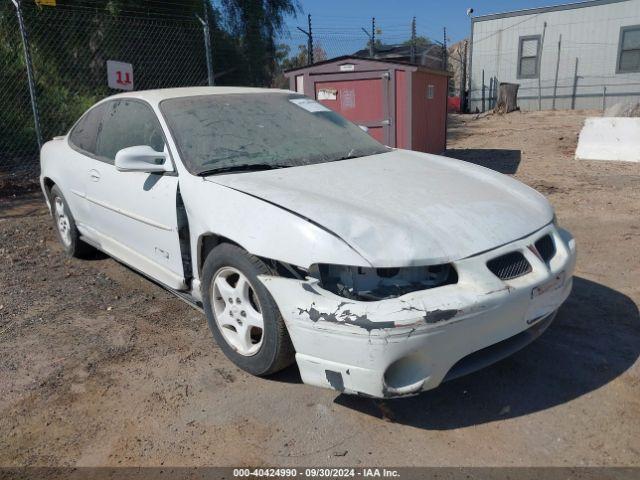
352, 43, 446, 71
469, 0, 640, 111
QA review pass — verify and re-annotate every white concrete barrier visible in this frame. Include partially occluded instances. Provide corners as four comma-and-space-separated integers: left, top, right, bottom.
575, 117, 640, 163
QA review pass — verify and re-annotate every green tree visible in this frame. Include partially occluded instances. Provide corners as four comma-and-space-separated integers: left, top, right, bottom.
218, 0, 300, 86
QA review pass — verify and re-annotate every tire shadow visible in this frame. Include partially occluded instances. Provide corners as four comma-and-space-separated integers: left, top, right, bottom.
334, 276, 639, 429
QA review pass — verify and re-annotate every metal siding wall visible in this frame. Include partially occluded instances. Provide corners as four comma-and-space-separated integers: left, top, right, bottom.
314, 78, 386, 143
411, 71, 448, 154
470, 0, 640, 111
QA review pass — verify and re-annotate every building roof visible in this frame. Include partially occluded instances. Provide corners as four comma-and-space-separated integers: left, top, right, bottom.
284, 55, 451, 76
472, 0, 630, 22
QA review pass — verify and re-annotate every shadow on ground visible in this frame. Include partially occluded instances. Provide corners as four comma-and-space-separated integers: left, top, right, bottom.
445, 148, 522, 174
334, 276, 639, 429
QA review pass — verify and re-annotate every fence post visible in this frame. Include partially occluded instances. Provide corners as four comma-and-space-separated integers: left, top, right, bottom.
602, 86, 607, 111
571, 57, 579, 110
12, 0, 42, 150
488, 77, 493, 110
537, 21, 547, 111
552, 34, 562, 110
481, 69, 485, 112
461, 40, 468, 111
202, 0, 214, 86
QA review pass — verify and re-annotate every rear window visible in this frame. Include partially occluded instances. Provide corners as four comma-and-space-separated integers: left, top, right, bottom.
68, 103, 106, 155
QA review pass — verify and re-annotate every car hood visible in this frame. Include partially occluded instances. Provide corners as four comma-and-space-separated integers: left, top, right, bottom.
205, 149, 553, 266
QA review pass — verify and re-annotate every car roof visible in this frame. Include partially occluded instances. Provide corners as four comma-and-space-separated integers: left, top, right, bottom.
103, 86, 295, 106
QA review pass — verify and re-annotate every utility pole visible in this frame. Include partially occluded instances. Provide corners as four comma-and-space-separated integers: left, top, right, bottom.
443, 27, 448, 70
372, 17, 376, 56
297, 14, 314, 65
410, 16, 417, 64
361, 17, 376, 57
12, 0, 42, 149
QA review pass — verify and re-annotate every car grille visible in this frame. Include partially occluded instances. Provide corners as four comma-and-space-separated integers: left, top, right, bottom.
535, 234, 556, 263
487, 252, 532, 280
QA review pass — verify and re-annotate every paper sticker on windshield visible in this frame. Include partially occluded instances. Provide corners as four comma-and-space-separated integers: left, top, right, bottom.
289, 98, 330, 113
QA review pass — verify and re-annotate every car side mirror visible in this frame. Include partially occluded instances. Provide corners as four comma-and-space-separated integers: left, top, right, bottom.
358, 125, 369, 133
114, 145, 173, 173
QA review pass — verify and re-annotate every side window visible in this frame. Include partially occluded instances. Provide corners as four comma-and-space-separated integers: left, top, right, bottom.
95, 100, 165, 164
69, 103, 106, 155
517, 35, 541, 79
617, 25, 640, 74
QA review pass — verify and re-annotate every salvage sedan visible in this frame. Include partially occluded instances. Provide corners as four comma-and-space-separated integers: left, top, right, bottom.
40, 87, 576, 398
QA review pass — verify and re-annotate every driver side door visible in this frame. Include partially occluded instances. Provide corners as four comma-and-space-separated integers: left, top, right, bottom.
84, 99, 186, 290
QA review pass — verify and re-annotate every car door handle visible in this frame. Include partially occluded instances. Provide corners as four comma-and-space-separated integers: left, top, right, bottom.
89, 169, 101, 182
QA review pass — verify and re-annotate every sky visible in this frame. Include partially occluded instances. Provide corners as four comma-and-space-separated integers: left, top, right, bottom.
281, 0, 574, 54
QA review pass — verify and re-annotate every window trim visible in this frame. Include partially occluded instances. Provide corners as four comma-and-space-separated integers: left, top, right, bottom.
517, 34, 541, 79
68, 98, 176, 172
616, 24, 640, 74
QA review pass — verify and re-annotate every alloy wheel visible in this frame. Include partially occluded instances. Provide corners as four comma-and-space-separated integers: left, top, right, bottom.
211, 267, 264, 356
54, 197, 72, 247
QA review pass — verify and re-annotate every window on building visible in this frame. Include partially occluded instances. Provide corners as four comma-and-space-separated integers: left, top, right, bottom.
617, 25, 640, 73
517, 35, 541, 79
427, 84, 435, 99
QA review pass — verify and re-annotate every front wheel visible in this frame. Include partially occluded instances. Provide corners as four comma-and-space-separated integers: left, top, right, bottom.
201, 243, 295, 376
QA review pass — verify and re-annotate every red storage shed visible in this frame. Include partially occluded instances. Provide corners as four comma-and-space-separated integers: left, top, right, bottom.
285, 56, 451, 154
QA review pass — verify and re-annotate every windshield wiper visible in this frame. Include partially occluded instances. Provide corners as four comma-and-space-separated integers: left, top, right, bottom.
198, 163, 289, 176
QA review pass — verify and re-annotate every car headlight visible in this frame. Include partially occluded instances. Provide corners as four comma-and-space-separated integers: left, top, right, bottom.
308, 263, 458, 301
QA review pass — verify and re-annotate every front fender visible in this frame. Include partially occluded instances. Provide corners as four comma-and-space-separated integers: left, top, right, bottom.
179, 175, 370, 285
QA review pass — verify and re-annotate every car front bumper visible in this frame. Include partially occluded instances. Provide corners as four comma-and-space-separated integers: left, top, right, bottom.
259, 224, 577, 398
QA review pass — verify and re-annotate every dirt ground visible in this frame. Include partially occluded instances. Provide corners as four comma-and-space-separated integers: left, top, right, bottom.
1, 110, 639, 467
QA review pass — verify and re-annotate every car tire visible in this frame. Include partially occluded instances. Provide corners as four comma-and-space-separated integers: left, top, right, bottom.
49, 185, 93, 258
201, 243, 295, 376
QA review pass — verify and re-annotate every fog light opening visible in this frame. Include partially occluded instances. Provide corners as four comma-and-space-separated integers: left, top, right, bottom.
383, 352, 430, 396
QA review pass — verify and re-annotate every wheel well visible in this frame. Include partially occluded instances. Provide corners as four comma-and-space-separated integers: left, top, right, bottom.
43, 177, 55, 197
197, 234, 241, 278
197, 234, 306, 280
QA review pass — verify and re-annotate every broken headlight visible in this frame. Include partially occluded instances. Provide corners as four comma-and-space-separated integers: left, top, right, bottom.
308, 263, 458, 301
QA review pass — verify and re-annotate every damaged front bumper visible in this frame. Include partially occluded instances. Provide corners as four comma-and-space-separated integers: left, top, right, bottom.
259, 225, 577, 398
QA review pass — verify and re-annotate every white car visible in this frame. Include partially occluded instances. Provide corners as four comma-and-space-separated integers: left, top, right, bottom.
40, 87, 576, 398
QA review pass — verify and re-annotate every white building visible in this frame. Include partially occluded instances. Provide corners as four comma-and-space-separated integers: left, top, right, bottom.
469, 0, 640, 111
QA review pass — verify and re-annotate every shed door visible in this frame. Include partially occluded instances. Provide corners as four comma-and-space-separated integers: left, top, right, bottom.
314, 70, 393, 146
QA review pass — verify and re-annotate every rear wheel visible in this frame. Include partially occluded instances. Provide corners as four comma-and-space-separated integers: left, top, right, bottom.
49, 185, 93, 258
201, 243, 295, 376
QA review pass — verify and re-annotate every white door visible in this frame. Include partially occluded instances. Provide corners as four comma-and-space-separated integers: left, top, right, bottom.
84, 99, 186, 290
63, 103, 108, 226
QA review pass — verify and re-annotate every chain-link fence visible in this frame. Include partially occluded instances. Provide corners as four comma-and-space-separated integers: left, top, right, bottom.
1, 1, 209, 181
2, 3, 449, 183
